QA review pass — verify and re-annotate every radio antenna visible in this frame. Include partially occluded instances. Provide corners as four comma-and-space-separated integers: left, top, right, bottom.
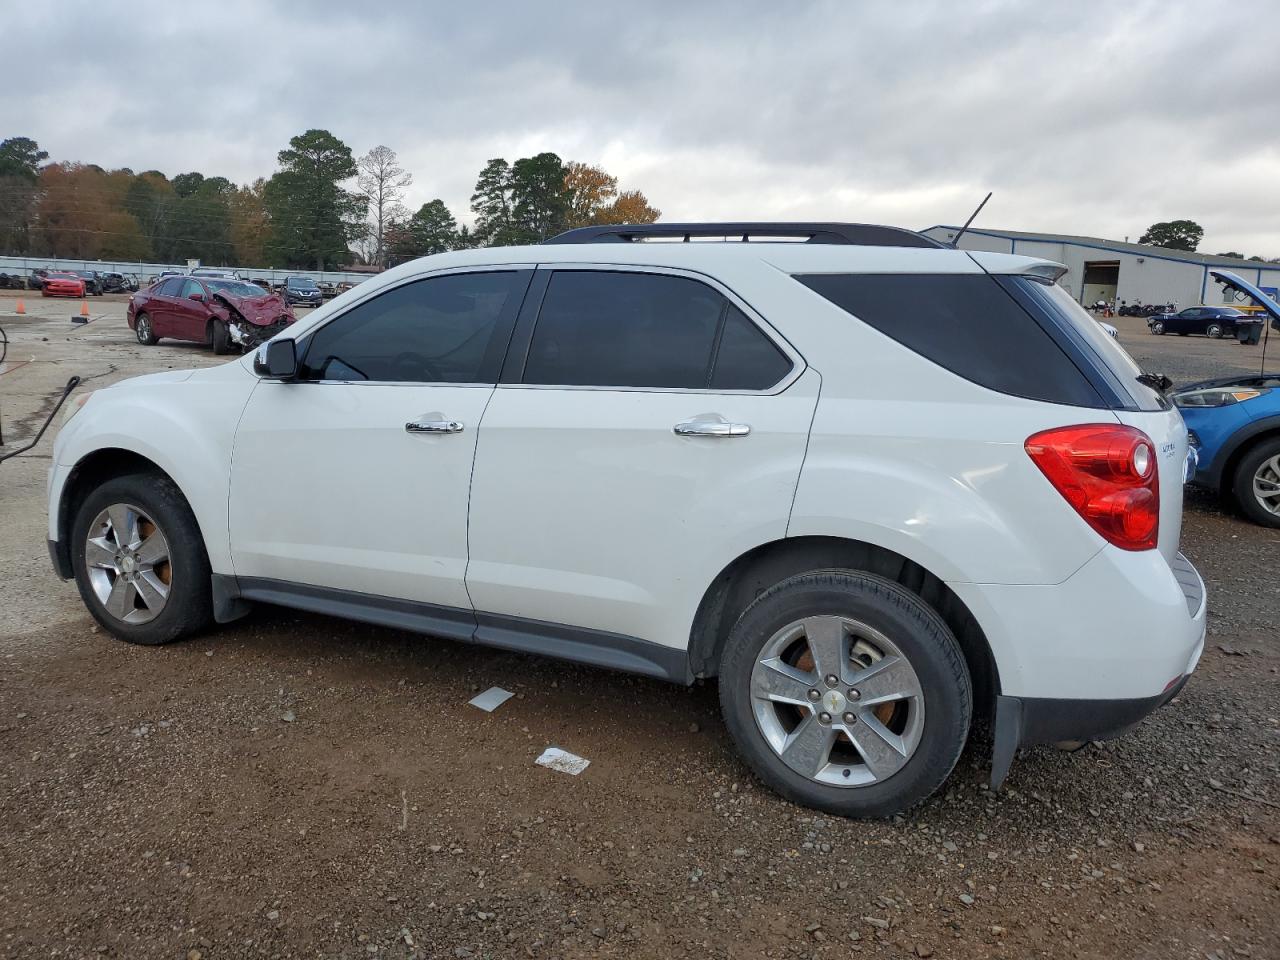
950, 192, 992, 247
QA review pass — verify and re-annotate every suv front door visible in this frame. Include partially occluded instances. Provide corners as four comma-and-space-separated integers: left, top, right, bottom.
465, 267, 819, 669
227, 269, 532, 626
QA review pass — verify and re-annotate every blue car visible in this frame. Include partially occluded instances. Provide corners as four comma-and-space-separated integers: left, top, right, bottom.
1175, 270, 1280, 528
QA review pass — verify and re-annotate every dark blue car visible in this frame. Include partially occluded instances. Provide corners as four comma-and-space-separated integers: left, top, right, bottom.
1175, 271, 1280, 528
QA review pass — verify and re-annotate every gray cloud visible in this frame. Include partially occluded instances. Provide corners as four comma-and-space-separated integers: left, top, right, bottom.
9, 0, 1280, 255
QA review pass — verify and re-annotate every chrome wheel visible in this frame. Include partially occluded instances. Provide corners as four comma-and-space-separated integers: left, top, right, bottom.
1253, 454, 1280, 517
1150, 320, 1165, 335
750, 616, 925, 787
1206, 323, 1223, 339
136, 315, 151, 344
84, 503, 171, 624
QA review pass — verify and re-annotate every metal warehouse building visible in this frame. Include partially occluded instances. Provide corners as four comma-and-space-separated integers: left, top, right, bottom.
922, 225, 1280, 312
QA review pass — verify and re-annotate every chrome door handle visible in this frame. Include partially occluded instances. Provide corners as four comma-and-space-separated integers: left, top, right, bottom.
405, 418, 464, 434
673, 415, 751, 438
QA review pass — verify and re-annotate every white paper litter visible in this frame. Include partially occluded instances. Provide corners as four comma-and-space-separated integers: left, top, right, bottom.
535, 746, 590, 775
468, 687, 514, 712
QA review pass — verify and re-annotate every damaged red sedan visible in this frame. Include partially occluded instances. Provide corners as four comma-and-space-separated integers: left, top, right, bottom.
127, 276, 296, 353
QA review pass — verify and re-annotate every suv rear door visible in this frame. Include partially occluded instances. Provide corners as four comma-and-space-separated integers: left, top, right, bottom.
465, 266, 818, 667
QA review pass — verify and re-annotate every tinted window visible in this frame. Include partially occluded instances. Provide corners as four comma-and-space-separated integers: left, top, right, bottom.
710, 305, 792, 390
301, 271, 523, 383
179, 279, 203, 298
156, 278, 182, 296
796, 273, 1103, 407
525, 272, 721, 388
523, 271, 788, 390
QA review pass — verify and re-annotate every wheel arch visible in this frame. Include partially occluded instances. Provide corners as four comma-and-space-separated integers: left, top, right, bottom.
1210, 416, 1280, 490
57, 449, 167, 566
687, 535, 1000, 720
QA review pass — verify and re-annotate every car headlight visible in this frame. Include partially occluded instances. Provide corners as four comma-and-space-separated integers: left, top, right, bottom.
1173, 387, 1267, 408
60, 390, 94, 427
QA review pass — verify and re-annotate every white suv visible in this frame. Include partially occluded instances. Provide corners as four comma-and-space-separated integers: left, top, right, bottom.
47, 222, 1206, 817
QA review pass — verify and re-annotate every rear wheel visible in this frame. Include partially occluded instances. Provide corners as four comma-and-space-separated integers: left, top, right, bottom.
135, 312, 157, 345
719, 570, 971, 818
1150, 320, 1165, 335
1206, 323, 1223, 339
1232, 437, 1280, 529
70, 472, 213, 645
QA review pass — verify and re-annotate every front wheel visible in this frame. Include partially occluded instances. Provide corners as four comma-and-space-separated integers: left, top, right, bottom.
1232, 438, 1280, 529
209, 318, 232, 355
1150, 320, 1165, 335
70, 472, 213, 645
719, 570, 972, 817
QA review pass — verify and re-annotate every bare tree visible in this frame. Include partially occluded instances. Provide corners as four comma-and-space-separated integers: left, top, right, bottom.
357, 145, 413, 268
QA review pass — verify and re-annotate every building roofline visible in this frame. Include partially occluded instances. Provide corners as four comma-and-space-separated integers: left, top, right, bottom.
922, 225, 1280, 272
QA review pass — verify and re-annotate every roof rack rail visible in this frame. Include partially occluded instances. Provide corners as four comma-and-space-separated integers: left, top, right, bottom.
543, 222, 945, 249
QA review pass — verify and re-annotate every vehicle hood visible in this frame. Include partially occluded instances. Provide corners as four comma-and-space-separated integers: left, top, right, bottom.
212, 290, 293, 326
1173, 373, 1280, 394
1210, 270, 1280, 325
105, 368, 197, 389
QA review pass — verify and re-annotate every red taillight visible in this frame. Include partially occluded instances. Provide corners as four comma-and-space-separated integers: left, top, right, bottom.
1025, 424, 1159, 551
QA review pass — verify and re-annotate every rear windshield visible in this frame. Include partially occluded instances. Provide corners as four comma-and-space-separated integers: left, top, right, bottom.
1020, 278, 1167, 411
795, 273, 1106, 407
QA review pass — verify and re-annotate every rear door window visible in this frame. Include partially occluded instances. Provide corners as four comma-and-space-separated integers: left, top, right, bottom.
795, 273, 1105, 407
710, 305, 793, 390
522, 270, 792, 390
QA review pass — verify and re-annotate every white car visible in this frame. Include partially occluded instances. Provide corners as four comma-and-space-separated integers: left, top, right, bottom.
47, 222, 1206, 817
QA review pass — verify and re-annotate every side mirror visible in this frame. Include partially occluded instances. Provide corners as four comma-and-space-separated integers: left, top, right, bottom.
189, 292, 204, 302
253, 338, 298, 380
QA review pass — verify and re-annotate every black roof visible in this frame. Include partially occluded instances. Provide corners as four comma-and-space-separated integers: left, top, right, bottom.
545, 222, 945, 248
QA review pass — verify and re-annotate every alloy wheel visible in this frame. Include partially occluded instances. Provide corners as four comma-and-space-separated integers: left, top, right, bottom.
750, 616, 925, 787
1253, 454, 1280, 517
84, 503, 172, 624
136, 316, 151, 343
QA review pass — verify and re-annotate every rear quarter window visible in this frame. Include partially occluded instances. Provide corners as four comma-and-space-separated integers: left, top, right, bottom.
795, 273, 1105, 407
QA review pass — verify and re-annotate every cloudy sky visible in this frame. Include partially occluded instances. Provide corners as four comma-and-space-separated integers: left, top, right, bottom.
12, 0, 1280, 256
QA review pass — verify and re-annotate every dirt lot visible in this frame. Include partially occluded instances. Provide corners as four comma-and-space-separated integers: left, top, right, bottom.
1, 294, 1277, 960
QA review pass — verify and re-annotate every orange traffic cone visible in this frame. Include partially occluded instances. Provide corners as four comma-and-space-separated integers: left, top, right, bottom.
80, 301, 90, 318
14, 299, 24, 314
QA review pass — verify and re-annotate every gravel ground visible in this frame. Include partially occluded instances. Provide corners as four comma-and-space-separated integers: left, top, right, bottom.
1, 293, 1277, 959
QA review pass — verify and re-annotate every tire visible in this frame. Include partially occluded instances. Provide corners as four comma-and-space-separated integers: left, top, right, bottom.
209, 318, 232, 355
135, 312, 158, 345
1206, 323, 1223, 339
70, 472, 213, 645
1150, 320, 1165, 335
1231, 437, 1280, 529
718, 569, 972, 818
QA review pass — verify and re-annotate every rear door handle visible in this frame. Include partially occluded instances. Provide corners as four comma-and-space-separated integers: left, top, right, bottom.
673, 414, 751, 438
404, 419, 465, 437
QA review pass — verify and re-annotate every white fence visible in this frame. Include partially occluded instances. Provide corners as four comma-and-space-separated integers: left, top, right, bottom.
0, 255, 378, 287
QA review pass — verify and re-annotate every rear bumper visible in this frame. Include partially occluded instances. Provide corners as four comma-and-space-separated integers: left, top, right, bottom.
978, 550, 1206, 787
950, 548, 1206, 701
990, 676, 1189, 787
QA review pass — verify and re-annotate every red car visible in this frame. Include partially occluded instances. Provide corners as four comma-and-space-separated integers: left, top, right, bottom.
127, 276, 297, 354
41, 272, 87, 298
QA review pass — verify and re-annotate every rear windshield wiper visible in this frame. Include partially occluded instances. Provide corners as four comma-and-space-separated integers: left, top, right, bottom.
1136, 372, 1173, 394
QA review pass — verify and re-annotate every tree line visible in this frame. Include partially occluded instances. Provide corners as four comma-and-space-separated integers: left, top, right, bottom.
0, 133, 660, 270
